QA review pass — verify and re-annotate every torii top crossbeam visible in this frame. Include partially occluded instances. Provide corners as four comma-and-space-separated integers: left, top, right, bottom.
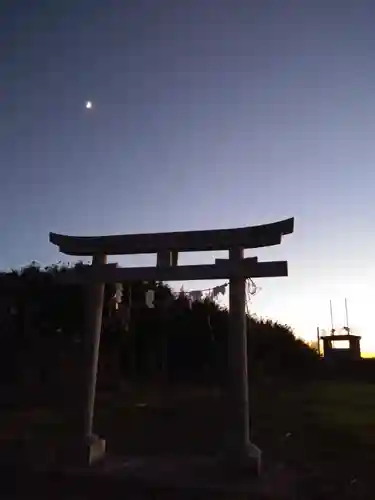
49, 218, 294, 256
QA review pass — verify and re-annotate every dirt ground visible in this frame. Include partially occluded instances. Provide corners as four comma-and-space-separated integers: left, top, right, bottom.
1, 380, 375, 499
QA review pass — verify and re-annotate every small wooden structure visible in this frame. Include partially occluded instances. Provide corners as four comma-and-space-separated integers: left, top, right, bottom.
322, 333, 362, 362
49, 217, 294, 473
320, 299, 362, 362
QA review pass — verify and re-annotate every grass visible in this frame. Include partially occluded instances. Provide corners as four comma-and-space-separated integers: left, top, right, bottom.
252, 380, 375, 497
309, 382, 375, 432
1, 379, 375, 498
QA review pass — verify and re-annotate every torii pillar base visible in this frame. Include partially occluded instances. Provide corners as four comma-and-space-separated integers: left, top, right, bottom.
82, 435, 106, 466
58, 435, 106, 469
220, 442, 262, 478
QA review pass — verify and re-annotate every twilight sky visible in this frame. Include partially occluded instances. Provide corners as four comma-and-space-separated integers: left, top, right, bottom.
1, 0, 375, 352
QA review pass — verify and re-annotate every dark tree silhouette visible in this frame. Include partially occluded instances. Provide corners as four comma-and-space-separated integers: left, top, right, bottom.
0, 263, 320, 408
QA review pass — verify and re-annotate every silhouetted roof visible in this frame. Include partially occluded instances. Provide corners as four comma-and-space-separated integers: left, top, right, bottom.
322, 334, 361, 340
50, 217, 294, 256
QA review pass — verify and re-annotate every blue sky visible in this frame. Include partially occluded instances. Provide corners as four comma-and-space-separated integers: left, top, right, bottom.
1, 1, 375, 352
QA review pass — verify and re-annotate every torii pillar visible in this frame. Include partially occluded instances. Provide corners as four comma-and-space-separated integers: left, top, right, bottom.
81, 254, 107, 463
226, 246, 260, 472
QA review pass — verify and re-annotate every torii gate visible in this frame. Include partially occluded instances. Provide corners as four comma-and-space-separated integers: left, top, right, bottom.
50, 217, 294, 473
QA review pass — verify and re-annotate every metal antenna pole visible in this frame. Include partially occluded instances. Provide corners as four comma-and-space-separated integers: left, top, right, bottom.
329, 300, 335, 335
345, 298, 350, 333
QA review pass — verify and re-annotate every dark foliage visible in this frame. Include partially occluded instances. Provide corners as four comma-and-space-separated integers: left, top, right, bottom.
0, 263, 319, 405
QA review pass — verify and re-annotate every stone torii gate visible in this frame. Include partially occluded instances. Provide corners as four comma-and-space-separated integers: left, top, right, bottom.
50, 217, 294, 473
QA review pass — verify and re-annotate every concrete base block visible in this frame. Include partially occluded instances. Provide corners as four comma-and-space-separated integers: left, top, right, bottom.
58, 435, 106, 468
220, 442, 262, 477
86, 435, 106, 465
